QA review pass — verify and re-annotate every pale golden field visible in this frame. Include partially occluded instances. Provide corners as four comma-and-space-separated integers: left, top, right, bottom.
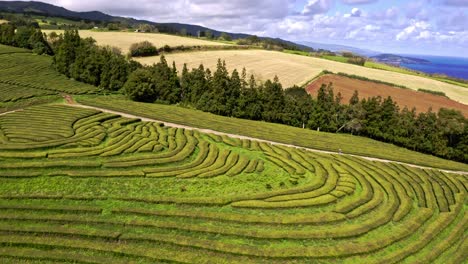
43, 30, 229, 53
0, 20, 8, 24
136, 50, 468, 104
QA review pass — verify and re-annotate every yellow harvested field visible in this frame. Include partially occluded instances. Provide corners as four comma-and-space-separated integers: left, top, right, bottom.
136, 50, 468, 104
43, 30, 229, 53
0, 20, 8, 24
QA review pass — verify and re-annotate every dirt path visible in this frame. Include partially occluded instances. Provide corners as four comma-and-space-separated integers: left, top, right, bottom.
67, 102, 468, 175
62, 94, 75, 105
0, 109, 21, 116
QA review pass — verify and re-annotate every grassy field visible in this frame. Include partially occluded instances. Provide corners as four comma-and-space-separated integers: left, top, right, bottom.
321, 55, 349, 63
43, 30, 231, 53
0, 44, 32, 55
365, 61, 420, 75
365, 61, 468, 88
307, 74, 468, 117
0, 45, 98, 105
316, 55, 468, 89
136, 50, 468, 104
77, 95, 468, 172
35, 16, 83, 28
0, 103, 466, 263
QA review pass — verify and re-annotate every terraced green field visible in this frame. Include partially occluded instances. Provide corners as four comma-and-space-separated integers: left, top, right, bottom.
0, 45, 97, 105
0, 104, 466, 263
78, 95, 468, 172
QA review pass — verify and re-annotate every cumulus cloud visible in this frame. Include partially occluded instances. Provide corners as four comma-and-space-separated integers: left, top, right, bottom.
3, 0, 466, 56
396, 20, 430, 41
344, 7, 362, 17
301, 0, 333, 16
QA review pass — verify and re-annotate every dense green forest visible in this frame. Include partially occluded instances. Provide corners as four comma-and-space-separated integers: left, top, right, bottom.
0, 25, 466, 163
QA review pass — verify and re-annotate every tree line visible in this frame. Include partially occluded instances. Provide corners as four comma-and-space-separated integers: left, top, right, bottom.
0, 20, 52, 55
1, 27, 467, 163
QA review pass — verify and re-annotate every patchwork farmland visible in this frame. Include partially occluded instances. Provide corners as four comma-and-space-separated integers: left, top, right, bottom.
0, 104, 466, 263
41, 31, 468, 104
43, 30, 230, 53
307, 74, 468, 117
138, 49, 468, 104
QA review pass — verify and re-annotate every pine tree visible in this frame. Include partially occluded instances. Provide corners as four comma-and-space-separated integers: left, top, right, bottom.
0, 23, 16, 45
349, 90, 359, 105
54, 29, 81, 76
226, 69, 241, 116
209, 59, 230, 115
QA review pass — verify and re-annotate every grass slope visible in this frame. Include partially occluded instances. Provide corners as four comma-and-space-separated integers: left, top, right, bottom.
307, 54, 468, 89
0, 44, 98, 106
77, 95, 468, 172
0, 103, 466, 263
136, 49, 467, 104
365, 61, 468, 88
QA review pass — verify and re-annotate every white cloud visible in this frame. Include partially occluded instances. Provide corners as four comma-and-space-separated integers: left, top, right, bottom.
353, 7, 362, 16
365, 24, 380, 31
3, 0, 466, 56
344, 7, 365, 18
301, 0, 334, 16
396, 20, 430, 40
416, 30, 431, 39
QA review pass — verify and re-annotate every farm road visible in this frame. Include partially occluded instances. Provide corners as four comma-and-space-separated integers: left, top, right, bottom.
65, 101, 468, 176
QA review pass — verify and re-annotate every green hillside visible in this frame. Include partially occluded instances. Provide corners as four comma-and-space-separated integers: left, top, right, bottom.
0, 45, 98, 97
77, 95, 468, 172
0, 44, 97, 111
0, 27, 467, 263
0, 104, 466, 263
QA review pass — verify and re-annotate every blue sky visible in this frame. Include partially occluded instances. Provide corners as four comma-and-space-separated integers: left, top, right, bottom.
283, 0, 468, 56
21, 0, 468, 57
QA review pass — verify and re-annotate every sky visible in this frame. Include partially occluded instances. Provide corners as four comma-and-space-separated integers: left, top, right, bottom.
13, 0, 468, 56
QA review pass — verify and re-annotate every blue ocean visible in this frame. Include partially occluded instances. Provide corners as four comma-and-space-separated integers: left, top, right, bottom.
400, 55, 468, 80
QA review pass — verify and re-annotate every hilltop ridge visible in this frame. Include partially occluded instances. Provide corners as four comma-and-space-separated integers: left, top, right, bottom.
371, 54, 431, 66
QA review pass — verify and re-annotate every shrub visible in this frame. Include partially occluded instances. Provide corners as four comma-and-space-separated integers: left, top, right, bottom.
418, 88, 447, 97
342, 52, 355, 58
129, 41, 158, 57
162, 45, 172, 53
347, 57, 366, 66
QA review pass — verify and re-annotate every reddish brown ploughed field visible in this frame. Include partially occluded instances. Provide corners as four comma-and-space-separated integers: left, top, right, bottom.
306, 74, 468, 117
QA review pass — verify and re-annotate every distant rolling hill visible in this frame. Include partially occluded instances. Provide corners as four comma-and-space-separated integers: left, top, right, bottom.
371, 54, 431, 66
0, 1, 115, 21
299, 41, 380, 57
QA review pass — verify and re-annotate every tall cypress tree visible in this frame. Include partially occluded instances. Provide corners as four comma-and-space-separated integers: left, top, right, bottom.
54, 29, 81, 76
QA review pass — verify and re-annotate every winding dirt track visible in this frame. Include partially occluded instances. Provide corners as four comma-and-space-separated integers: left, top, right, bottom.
67, 102, 468, 175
